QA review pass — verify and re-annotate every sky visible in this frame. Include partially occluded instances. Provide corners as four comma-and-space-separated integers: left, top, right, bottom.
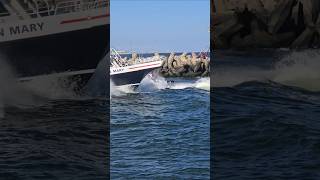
111, 0, 210, 53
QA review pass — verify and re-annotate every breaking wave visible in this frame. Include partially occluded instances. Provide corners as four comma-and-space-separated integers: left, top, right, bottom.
0, 53, 109, 118
273, 50, 320, 91
0, 55, 45, 118
215, 50, 320, 92
140, 74, 210, 92
110, 72, 210, 97
110, 80, 137, 97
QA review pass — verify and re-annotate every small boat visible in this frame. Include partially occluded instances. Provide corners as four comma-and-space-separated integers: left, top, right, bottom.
110, 48, 165, 87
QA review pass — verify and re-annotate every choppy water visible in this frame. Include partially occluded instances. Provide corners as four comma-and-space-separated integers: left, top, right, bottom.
0, 55, 109, 179
111, 75, 210, 179
0, 99, 108, 179
213, 49, 320, 179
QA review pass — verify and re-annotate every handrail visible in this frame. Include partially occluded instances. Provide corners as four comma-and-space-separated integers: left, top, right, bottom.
110, 48, 166, 68
54, 0, 108, 15
0, 0, 108, 22
111, 48, 126, 67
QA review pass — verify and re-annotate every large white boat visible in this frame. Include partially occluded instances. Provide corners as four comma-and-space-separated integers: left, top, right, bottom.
110, 48, 164, 87
0, 0, 109, 88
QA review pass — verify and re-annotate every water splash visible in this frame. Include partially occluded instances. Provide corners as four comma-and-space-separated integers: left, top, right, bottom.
138, 74, 168, 91
273, 50, 320, 91
0, 56, 46, 118
213, 66, 271, 87
85, 53, 109, 97
0, 53, 110, 118
22, 76, 79, 99
111, 71, 210, 97
139, 73, 210, 91
215, 50, 320, 92
194, 77, 210, 91
110, 80, 137, 97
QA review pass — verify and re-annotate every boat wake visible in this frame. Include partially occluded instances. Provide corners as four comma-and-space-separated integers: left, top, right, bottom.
215, 50, 320, 92
0, 53, 109, 118
140, 74, 210, 92
110, 73, 210, 97
110, 80, 137, 97
194, 77, 210, 91
139, 74, 210, 92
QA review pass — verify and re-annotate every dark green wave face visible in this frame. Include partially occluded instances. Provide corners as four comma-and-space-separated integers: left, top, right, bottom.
213, 49, 320, 179
0, 99, 109, 179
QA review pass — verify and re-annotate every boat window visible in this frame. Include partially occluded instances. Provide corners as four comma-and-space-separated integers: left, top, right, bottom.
0, 3, 9, 17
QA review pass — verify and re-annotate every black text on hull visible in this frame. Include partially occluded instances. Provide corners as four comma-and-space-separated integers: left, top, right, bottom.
111, 67, 158, 86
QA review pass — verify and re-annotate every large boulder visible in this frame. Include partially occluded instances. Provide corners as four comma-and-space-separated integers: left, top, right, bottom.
159, 52, 210, 78
212, 0, 320, 49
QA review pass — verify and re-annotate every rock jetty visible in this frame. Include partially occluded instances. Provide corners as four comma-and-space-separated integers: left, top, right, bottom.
212, 0, 320, 49
159, 52, 210, 77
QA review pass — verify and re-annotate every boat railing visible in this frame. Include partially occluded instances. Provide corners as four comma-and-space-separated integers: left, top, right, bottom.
111, 48, 165, 68
111, 48, 128, 67
54, 0, 108, 15
0, 0, 108, 22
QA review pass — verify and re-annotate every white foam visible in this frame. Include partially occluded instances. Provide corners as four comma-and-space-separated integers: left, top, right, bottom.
139, 73, 210, 91
110, 80, 137, 97
85, 53, 109, 97
273, 50, 320, 91
0, 55, 47, 118
213, 66, 271, 87
194, 77, 210, 91
0, 53, 112, 118
110, 72, 210, 97
214, 49, 320, 92
22, 76, 78, 99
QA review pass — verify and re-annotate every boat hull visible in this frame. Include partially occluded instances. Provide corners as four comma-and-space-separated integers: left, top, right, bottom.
0, 24, 109, 78
111, 67, 158, 86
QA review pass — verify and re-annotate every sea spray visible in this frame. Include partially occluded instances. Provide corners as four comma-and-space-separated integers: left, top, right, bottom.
139, 73, 210, 91
111, 70, 210, 97
20, 53, 112, 100
0, 53, 101, 117
273, 50, 320, 91
22, 75, 79, 99
110, 80, 121, 96
213, 66, 272, 87
195, 77, 210, 91
0, 55, 46, 118
110, 80, 136, 96
85, 53, 109, 97
110, 72, 166, 96
214, 49, 320, 92
138, 73, 168, 91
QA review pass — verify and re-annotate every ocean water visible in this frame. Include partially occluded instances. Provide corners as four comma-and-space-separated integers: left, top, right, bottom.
213, 49, 320, 179
0, 55, 109, 179
111, 75, 210, 179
